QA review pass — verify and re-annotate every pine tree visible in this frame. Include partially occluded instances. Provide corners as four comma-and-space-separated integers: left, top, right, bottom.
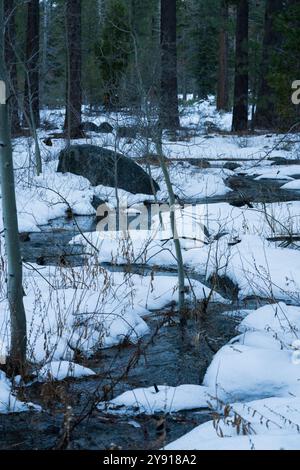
182, 0, 220, 100
254, 0, 284, 129
96, 0, 131, 109
160, 0, 180, 130
4, 0, 20, 135
23, 0, 40, 129
81, 0, 102, 109
41, 0, 66, 108
217, 0, 229, 111
232, 0, 249, 132
64, 0, 82, 138
127, 0, 160, 106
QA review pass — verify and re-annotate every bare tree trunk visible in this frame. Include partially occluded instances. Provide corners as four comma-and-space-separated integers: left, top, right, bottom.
6, 0, 42, 175
254, 0, 284, 129
41, 0, 52, 101
64, 0, 83, 139
0, 0, 26, 373
217, 0, 229, 112
232, 0, 249, 132
23, 0, 40, 129
4, 0, 20, 136
97, 0, 105, 25
155, 130, 186, 326
160, 0, 180, 131
131, 29, 186, 324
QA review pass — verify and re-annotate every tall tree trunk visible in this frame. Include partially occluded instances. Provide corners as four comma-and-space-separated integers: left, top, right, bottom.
160, 0, 180, 131
217, 0, 229, 112
254, 0, 284, 129
0, 0, 27, 372
155, 130, 186, 327
23, 0, 40, 129
41, 0, 52, 103
4, 0, 20, 135
232, 0, 249, 132
64, 0, 82, 139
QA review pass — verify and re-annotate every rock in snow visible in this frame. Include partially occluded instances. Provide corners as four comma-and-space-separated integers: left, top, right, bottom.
57, 144, 160, 195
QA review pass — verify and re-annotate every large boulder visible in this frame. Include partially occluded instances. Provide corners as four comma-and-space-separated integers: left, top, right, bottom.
57, 144, 160, 195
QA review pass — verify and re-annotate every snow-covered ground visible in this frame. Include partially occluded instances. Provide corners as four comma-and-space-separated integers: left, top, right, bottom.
2, 98, 300, 449
164, 302, 300, 450
0, 370, 40, 414
98, 384, 210, 415
97, 302, 300, 449
1, 264, 227, 363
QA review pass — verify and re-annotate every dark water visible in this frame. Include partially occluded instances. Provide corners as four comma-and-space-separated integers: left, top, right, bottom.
0, 302, 257, 450
19, 174, 300, 268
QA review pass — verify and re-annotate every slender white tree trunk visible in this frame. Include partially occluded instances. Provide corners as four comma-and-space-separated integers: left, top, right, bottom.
130, 29, 186, 325
0, 0, 26, 371
155, 132, 186, 326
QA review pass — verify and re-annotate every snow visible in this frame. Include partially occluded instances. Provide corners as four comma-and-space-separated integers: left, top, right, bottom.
165, 301, 300, 449
97, 298, 300, 449
1, 164, 96, 233
200, 235, 300, 302
203, 302, 300, 402
72, 220, 300, 303
165, 395, 300, 450
3, 97, 300, 453
3, 101, 299, 236
204, 345, 298, 402
154, 200, 300, 239
282, 179, 300, 190
98, 384, 210, 415
37, 361, 95, 381
238, 302, 300, 340
152, 165, 232, 200
100, 298, 300, 449
0, 264, 227, 364
243, 165, 300, 181
0, 371, 40, 414
165, 420, 300, 450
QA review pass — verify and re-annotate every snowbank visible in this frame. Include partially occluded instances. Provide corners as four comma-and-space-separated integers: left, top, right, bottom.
166, 302, 300, 449
0, 264, 226, 364
98, 384, 210, 415
0, 371, 40, 414
165, 395, 300, 450
38, 361, 95, 381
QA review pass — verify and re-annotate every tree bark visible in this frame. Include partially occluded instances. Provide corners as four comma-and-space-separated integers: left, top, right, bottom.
64, 0, 83, 139
217, 0, 229, 112
41, 0, 52, 101
0, 0, 27, 372
155, 129, 186, 327
23, 0, 40, 129
160, 0, 180, 131
232, 0, 249, 132
4, 0, 20, 135
254, 0, 284, 129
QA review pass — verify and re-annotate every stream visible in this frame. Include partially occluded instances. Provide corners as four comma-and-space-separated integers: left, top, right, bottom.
19, 174, 300, 268
1, 172, 299, 450
0, 304, 255, 450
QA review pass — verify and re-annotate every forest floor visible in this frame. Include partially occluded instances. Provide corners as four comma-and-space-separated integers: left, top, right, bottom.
1, 97, 300, 449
